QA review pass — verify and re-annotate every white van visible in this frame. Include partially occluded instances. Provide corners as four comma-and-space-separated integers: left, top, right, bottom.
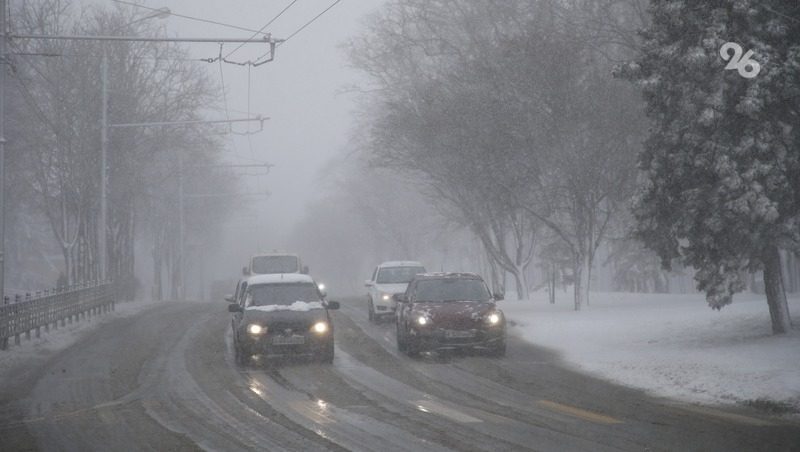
244, 253, 307, 276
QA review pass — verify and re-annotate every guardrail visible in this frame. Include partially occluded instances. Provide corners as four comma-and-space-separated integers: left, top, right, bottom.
0, 281, 115, 350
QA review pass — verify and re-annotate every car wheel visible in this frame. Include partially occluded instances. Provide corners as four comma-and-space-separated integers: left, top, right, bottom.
396, 323, 406, 352
489, 340, 506, 357
235, 345, 251, 367
405, 338, 421, 358
318, 341, 334, 364
368, 299, 375, 322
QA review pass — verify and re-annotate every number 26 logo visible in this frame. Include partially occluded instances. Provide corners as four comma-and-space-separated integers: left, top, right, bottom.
720, 42, 760, 79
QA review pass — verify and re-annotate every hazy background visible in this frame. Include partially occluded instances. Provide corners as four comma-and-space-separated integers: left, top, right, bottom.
78, 0, 390, 294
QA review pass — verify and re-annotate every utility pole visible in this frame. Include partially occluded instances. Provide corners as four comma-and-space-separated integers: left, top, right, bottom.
177, 151, 184, 300
0, 0, 7, 302
99, 49, 108, 281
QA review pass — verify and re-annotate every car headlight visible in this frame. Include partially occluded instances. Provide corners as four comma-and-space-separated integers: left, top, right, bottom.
311, 321, 329, 334
247, 324, 266, 335
416, 314, 431, 326
382, 293, 391, 301
486, 312, 502, 325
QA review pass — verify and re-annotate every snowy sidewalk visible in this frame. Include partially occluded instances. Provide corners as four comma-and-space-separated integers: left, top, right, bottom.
0, 298, 161, 378
502, 292, 800, 413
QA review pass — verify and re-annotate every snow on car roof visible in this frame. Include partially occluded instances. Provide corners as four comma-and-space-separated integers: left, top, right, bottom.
245, 273, 315, 285
379, 260, 424, 268
414, 272, 483, 280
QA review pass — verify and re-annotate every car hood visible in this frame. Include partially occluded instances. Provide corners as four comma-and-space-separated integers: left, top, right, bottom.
243, 307, 327, 326
412, 301, 496, 328
373, 283, 409, 294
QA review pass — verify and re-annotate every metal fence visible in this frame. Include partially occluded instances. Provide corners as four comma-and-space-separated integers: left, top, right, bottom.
0, 281, 115, 350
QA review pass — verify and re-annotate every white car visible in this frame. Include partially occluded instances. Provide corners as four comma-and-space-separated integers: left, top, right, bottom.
365, 261, 426, 322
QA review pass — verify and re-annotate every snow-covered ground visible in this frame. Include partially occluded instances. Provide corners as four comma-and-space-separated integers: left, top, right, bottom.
0, 299, 160, 377
502, 291, 800, 412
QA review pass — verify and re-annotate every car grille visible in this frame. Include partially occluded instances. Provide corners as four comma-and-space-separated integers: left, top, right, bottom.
267, 321, 309, 336
432, 316, 482, 330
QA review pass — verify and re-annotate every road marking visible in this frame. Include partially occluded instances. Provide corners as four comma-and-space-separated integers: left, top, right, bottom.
413, 399, 482, 423
537, 400, 623, 425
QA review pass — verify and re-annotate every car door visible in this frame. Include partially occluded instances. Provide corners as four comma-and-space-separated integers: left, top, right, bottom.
367, 267, 378, 301
232, 281, 248, 340
398, 280, 416, 330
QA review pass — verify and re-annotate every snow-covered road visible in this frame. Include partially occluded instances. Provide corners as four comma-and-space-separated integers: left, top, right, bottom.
0, 298, 797, 451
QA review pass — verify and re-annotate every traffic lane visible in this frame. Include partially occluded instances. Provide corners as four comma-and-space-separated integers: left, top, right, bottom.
5, 301, 332, 451
336, 297, 800, 451
13, 302, 203, 451
334, 305, 643, 451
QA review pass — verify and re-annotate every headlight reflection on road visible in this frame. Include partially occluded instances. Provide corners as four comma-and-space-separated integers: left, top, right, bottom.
249, 384, 263, 396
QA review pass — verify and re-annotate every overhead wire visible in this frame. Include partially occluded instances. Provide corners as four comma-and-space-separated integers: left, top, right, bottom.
224, 0, 299, 59
109, 0, 271, 36
279, 0, 342, 46
248, 0, 342, 66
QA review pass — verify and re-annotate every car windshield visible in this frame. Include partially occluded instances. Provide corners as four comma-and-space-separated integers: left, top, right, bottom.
251, 256, 299, 274
414, 278, 491, 302
376, 266, 425, 284
247, 283, 321, 306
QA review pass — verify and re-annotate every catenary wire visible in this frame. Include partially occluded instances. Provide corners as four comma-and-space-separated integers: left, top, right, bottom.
224, 0, 299, 59
109, 0, 271, 35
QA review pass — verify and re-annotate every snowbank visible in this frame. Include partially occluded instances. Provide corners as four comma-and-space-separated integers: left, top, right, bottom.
501, 291, 800, 411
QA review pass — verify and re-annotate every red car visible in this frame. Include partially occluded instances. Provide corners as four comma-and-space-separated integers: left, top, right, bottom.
395, 272, 506, 357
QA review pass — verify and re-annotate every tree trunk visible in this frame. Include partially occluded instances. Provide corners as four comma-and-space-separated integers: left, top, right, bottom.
511, 265, 529, 300
763, 245, 792, 334
153, 241, 163, 301
549, 263, 556, 304
572, 251, 591, 311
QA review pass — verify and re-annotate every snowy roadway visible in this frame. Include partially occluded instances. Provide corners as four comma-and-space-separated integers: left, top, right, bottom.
0, 299, 798, 451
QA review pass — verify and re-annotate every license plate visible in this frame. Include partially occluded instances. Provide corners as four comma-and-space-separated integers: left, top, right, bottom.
444, 330, 475, 339
272, 335, 305, 345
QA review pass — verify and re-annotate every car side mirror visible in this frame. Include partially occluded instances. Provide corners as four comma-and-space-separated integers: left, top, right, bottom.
326, 301, 340, 310
224, 294, 235, 303
393, 293, 407, 303
303, 265, 310, 274
319, 288, 328, 298
493, 292, 504, 301
365, 280, 373, 287
228, 303, 243, 313
242, 266, 250, 276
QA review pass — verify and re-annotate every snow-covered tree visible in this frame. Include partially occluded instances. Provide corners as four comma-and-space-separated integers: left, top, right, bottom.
349, 0, 646, 306
620, 0, 799, 333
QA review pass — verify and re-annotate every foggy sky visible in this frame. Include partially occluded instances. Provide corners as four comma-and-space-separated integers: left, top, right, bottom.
82, 0, 384, 265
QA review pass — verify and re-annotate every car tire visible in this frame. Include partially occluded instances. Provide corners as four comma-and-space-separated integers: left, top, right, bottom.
405, 338, 421, 358
368, 299, 375, 322
235, 345, 250, 367
396, 323, 406, 352
318, 341, 334, 364
489, 339, 506, 357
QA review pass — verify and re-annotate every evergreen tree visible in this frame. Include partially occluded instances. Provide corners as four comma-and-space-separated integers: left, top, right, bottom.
621, 1, 800, 333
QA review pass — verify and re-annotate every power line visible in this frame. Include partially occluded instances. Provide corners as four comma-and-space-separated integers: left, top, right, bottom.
249, 0, 342, 65
224, 0, 299, 59
281, 0, 342, 46
109, 0, 271, 35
